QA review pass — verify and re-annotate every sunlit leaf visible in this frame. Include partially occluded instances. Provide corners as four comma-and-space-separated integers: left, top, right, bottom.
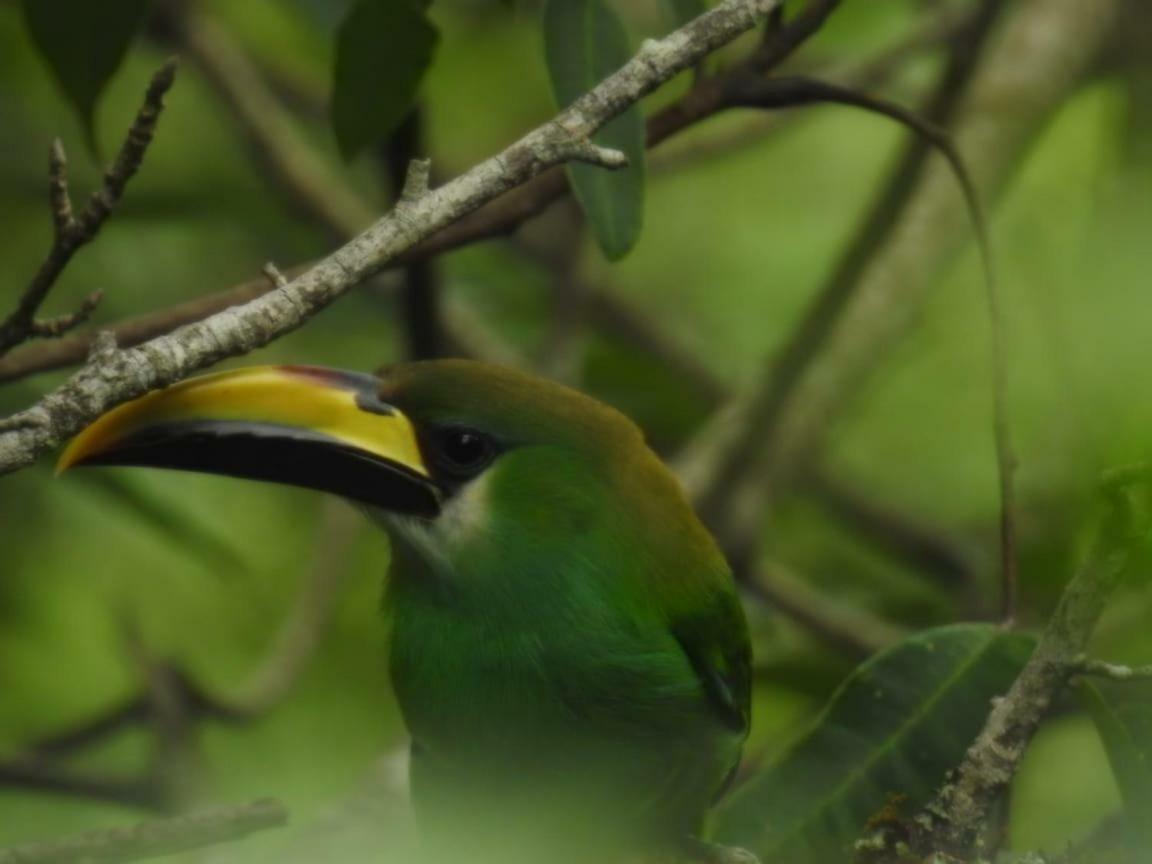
331, 0, 438, 160
713, 624, 1035, 863
543, 0, 645, 260
1081, 679, 1152, 850
22, 0, 151, 149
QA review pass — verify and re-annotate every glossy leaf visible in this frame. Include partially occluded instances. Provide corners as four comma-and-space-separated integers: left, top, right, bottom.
22, 0, 151, 148
1081, 679, 1152, 850
331, 0, 438, 160
713, 624, 1035, 863
543, 0, 645, 260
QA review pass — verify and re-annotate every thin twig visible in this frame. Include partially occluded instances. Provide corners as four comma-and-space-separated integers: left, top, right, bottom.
655, 2, 970, 174
683, 0, 1007, 558
719, 72, 1014, 603
1070, 657, 1152, 681
804, 466, 976, 592
0, 799, 287, 864
751, 0, 842, 73
748, 562, 908, 657
0, 61, 177, 358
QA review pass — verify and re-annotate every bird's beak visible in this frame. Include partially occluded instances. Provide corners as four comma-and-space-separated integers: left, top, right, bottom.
57, 365, 440, 518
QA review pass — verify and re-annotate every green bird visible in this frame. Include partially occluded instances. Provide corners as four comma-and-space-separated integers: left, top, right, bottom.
59, 360, 753, 864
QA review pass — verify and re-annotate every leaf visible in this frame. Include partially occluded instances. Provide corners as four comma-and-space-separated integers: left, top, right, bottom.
1081, 679, 1152, 850
543, 0, 646, 260
712, 624, 1035, 863
22, 0, 152, 149
662, 0, 706, 26
331, 0, 438, 160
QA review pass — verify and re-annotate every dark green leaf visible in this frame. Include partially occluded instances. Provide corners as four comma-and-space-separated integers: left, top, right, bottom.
22, 0, 151, 149
543, 0, 645, 260
713, 624, 1035, 863
331, 0, 438, 160
663, 0, 706, 26
1081, 679, 1152, 850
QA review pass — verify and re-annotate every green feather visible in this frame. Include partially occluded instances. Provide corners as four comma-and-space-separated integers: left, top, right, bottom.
378, 360, 750, 864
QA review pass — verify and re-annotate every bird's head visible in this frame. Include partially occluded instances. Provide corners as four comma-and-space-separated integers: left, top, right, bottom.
58, 360, 700, 583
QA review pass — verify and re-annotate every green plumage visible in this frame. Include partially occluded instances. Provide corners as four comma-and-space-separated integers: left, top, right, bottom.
377, 361, 751, 864
59, 358, 751, 864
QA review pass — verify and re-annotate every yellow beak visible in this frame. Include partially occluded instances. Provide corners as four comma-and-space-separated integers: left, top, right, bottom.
58, 366, 440, 517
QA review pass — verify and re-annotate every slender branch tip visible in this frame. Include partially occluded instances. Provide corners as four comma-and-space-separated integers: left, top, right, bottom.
262, 262, 289, 289
401, 157, 432, 203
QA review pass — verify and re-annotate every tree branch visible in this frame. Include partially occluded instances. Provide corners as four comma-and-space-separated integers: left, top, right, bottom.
0, 61, 176, 358
0, 0, 781, 476
858, 468, 1151, 861
0, 0, 862, 388
0, 799, 287, 864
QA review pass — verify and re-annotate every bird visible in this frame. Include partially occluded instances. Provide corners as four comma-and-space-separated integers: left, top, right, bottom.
59, 360, 753, 864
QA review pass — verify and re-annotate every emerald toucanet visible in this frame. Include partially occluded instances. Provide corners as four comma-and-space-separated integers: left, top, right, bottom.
59, 360, 752, 864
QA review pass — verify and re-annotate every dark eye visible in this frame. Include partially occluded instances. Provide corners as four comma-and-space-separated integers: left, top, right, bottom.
434, 427, 495, 477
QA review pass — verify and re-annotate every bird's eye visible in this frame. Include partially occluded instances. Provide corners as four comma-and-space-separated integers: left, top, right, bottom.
434, 426, 495, 477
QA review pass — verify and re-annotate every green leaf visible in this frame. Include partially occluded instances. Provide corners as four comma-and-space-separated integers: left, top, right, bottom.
1081, 679, 1152, 850
22, 0, 151, 149
712, 624, 1035, 863
543, 0, 646, 260
331, 0, 438, 160
662, 0, 706, 26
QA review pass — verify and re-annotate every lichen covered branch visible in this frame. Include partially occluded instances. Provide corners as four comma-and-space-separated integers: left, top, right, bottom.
0, 0, 780, 477
858, 469, 1151, 861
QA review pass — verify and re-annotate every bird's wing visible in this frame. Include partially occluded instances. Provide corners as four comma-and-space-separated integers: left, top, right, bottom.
671, 587, 752, 736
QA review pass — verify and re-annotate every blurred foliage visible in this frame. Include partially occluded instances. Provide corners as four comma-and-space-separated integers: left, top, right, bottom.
543, 0, 646, 259
714, 624, 1035, 861
0, 0, 1149, 861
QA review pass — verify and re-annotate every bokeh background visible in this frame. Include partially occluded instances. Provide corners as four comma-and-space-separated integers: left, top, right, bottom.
0, 0, 1148, 860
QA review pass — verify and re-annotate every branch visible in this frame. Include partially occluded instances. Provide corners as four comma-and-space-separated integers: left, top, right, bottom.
688, 0, 1006, 551
678, 0, 1115, 576
0, 0, 856, 388
653, 2, 969, 174
1069, 657, 1152, 681
860, 468, 1151, 861
0, 61, 176, 357
0, 799, 287, 864
0, 0, 780, 475
748, 562, 907, 657
803, 466, 977, 593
